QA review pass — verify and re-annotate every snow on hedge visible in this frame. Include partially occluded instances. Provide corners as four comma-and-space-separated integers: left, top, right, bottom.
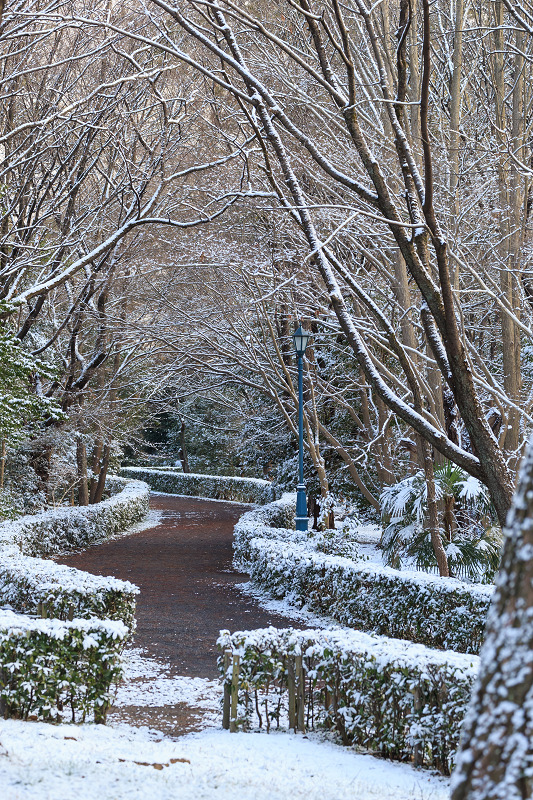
0, 552, 138, 631
120, 466, 275, 505
0, 476, 147, 631
0, 476, 149, 557
0, 609, 128, 722
234, 496, 492, 654
0, 476, 148, 722
218, 626, 478, 775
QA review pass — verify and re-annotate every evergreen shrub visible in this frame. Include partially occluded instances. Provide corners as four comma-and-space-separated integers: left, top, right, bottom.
218, 626, 478, 775
120, 467, 274, 504
0, 610, 128, 722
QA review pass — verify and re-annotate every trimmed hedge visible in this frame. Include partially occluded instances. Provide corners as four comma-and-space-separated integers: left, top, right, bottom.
0, 477, 149, 557
0, 553, 138, 631
0, 476, 147, 633
0, 610, 128, 722
218, 626, 478, 775
234, 496, 492, 655
0, 476, 149, 722
120, 467, 275, 505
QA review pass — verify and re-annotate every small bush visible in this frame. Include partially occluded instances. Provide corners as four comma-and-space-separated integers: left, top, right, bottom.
0, 611, 128, 722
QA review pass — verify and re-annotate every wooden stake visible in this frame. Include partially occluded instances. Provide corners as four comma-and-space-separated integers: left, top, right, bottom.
222, 650, 231, 730
230, 654, 240, 732
296, 655, 306, 733
288, 658, 296, 731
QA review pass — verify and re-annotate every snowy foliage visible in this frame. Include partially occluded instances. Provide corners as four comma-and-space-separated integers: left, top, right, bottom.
234, 497, 492, 654
0, 477, 148, 723
0, 553, 138, 632
121, 467, 274, 504
0, 320, 64, 441
218, 626, 478, 774
0, 610, 127, 722
233, 494, 360, 561
0, 476, 149, 557
380, 466, 500, 581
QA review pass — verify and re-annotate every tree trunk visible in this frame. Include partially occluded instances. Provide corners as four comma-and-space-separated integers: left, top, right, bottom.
76, 437, 89, 506
89, 439, 103, 504
92, 444, 111, 504
451, 435, 533, 800
449, 0, 464, 270
493, 0, 522, 459
179, 419, 190, 473
421, 437, 449, 576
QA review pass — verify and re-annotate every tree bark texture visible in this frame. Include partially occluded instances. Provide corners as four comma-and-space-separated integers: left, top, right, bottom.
76, 437, 89, 506
451, 436, 533, 800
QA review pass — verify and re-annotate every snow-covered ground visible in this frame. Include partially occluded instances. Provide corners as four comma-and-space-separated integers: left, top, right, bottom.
0, 719, 449, 800
110, 648, 221, 732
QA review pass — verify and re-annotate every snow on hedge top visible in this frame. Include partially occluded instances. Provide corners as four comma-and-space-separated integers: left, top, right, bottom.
219, 625, 480, 677
120, 467, 275, 505
0, 550, 139, 597
251, 537, 494, 599
0, 477, 149, 554
0, 608, 128, 640
122, 467, 271, 487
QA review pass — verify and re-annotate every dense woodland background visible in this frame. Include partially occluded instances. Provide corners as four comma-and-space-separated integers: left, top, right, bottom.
1, 0, 533, 575
3, 1, 533, 795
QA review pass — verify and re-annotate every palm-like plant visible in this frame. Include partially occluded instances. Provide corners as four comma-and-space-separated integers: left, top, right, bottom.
380, 464, 501, 582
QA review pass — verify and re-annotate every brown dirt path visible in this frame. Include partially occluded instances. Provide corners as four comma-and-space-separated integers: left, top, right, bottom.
57, 493, 291, 679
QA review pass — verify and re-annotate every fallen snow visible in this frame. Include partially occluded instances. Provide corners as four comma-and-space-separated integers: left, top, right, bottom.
237, 580, 343, 629
113, 508, 164, 537
0, 719, 450, 800
113, 648, 220, 726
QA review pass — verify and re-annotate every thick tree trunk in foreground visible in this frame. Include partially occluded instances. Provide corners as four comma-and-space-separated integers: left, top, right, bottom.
451, 436, 533, 800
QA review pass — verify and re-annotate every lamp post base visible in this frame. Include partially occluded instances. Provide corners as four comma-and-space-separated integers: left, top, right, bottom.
295, 484, 308, 532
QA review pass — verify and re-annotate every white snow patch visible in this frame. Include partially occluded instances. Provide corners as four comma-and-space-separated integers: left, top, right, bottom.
237, 581, 342, 629
119, 508, 164, 536
0, 719, 450, 800
114, 649, 220, 720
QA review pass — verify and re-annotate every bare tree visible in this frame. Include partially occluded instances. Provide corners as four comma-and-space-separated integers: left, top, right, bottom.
105, 0, 533, 529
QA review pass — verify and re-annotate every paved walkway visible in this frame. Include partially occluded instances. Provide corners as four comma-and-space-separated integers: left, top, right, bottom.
58, 494, 290, 678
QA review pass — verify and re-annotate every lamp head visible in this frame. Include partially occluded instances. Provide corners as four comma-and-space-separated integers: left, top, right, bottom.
293, 325, 310, 357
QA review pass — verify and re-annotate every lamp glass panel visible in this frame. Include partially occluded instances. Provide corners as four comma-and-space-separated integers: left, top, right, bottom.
293, 326, 310, 356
